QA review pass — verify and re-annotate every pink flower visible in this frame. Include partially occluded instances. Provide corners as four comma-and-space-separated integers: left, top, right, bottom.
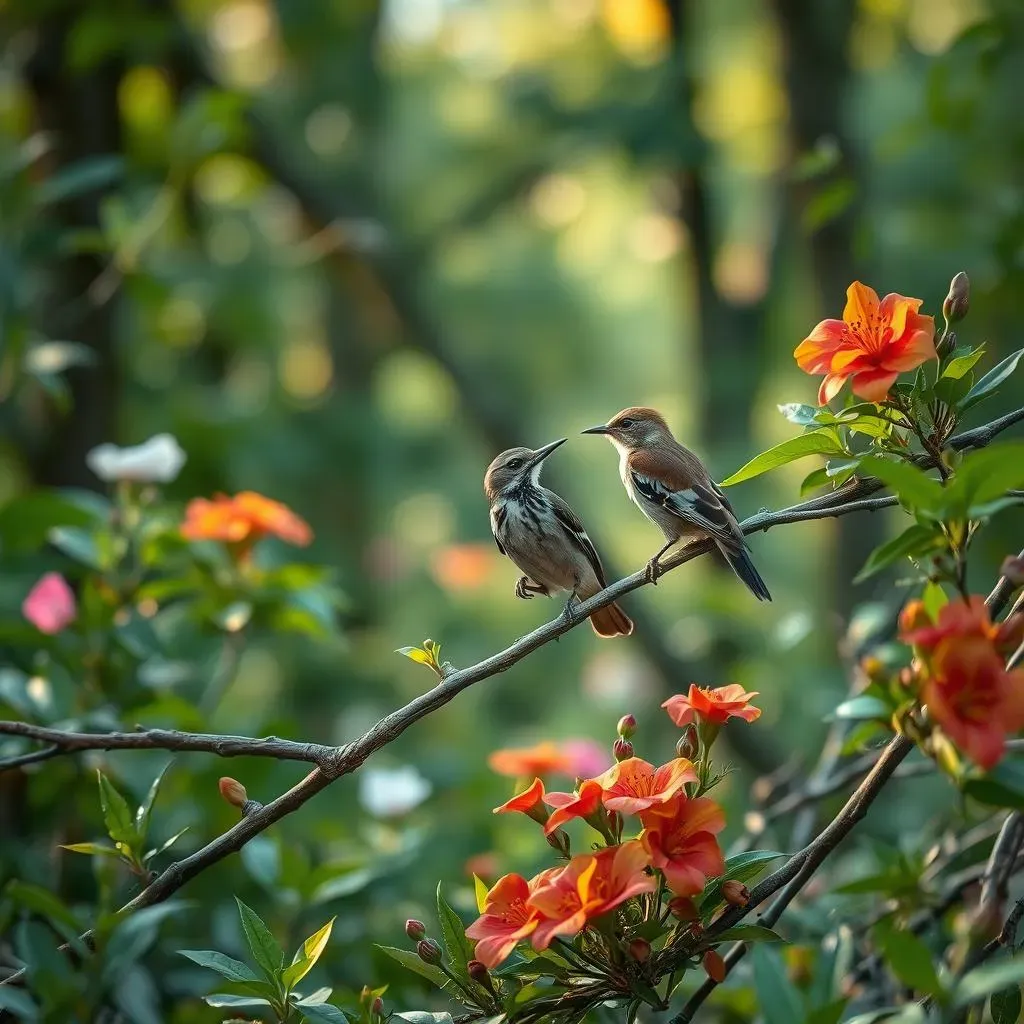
22, 573, 76, 635
561, 739, 610, 779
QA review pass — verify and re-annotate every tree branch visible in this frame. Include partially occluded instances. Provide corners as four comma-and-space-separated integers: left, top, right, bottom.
0, 723, 330, 770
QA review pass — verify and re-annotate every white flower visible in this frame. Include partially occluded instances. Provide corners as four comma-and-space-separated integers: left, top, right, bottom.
86, 433, 186, 484
358, 765, 431, 818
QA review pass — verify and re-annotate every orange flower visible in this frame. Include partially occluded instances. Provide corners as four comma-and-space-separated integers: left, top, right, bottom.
901, 595, 1023, 656
527, 842, 655, 950
488, 742, 573, 778
543, 779, 604, 835
593, 757, 697, 815
466, 873, 540, 968
922, 636, 1024, 770
493, 778, 548, 825
640, 796, 726, 895
794, 281, 936, 405
181, 491, 312, 548
662, 684, 761, 728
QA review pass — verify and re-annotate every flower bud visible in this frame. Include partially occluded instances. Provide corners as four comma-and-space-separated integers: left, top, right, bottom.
468, 959, 496, 994
703, 949, 726, 983
936, 329, 957, 359
627, 937, 651, 962
668, 896, 699, 922
371, 996, 385, 1017
675, 725, 698, 761
613, 738, 634, 762
617, 714, 637, 739
417, 938, 443, 965
943, 271, 970, 326
722, 880, 750, 907
405, 918, 426, 941
899, 599, 930, 635
218, 776, 247, 809
546, 828, 571, 859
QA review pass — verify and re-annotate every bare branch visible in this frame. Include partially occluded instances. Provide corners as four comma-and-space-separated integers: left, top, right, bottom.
0, 722, 331, 769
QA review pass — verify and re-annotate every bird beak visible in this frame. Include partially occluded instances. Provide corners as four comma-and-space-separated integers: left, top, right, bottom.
528, 437, 567, 467
581, 424, 611, 436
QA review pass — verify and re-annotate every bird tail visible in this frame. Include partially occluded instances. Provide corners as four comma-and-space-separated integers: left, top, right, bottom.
719, 543, 772, 601
589, 601, 634, 638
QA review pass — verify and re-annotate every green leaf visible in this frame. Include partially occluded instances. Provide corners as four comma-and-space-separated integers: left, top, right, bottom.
4, 881, 86, 951
394, 1014, 457, 1024
991, 984, 1023, 1024
948, 443, 1024, 513
473, 874, 489, 914
701, 851, 785, 908
964, 760, 1024, 811
720, 432, 846, 486
36, 155, 123, 205
178, 949, 262, 984
922, 580, 948, 621
778, 403, 819, 426
961, 348, 1024, 412
97, 770, 138, 847
135, 763, 171, 839
800, 467, 832, 495
376, 945, 449, 988
48, 525, 104, 569
954, 957, 1024, 1008
857, 457, 944, 513
873, 922, 941, 995
0, 987, 40, 1019
282, 917, 335, 989
205, 993, 273, 1009
60, 841, 120, 857
941, 346, 986, 380
752, 946, 804, 1024
145, 826, 190, 862
715, 924, 786, 943
807, 999, 847, 1024
235, 898, 284, 980
437, 883, 475, 977
297, 1004, 357, 1024
855, 524, 944, 582
830, 695, 891, 721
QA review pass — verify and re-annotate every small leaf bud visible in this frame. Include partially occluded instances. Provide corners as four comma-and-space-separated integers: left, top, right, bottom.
218, 777, 247, 809
417, 938, 443, 965
405, 919, 426, 941
722, 880, 750, 907
703, 949, 726, 983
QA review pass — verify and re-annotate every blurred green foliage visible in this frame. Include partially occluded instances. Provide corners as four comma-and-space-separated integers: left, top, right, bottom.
2, 0, 1024, 1020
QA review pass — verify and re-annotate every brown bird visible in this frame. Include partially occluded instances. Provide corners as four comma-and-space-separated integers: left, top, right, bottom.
484, 439, 633, 637
582, 407, 771, 600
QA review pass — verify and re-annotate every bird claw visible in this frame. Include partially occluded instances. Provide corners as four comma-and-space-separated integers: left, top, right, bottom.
515, 577, 535, 600
645, 557, 663, 585
561, 597, 578, 624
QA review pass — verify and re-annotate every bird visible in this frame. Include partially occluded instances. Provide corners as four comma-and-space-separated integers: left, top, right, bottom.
484, 439, 634, 638
582, 407, 771, 600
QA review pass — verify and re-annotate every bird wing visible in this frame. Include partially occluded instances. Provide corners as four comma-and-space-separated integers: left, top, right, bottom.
546, 491, 608, 588
489, 504, 507, 556
629, 448, 745, 552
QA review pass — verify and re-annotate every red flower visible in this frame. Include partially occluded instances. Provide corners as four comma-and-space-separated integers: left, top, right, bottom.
543, 779, 604, 835
901, 595, 1023, 656
488, 742, 573, 779
640, 796, 726, 895
922, 636, 1024, 770
493, 778, 548, 825
181, 491, 312, 548
794, 281, 936, 405
662, 684, 761, 728
527, 842, 655, 950
466, 873, 541, 968
593, 757, 697, 815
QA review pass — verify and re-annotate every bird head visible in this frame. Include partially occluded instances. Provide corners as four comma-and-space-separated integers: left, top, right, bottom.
484, 438, 567, 500
582, 407, 671, 451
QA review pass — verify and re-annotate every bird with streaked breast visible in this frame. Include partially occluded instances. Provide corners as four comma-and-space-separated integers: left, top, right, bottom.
582, 407, 771, 600
484, 438, 634, 638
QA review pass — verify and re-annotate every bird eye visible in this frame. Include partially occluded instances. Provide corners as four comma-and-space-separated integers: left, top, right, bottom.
619, 418, 634, 429
507, 458, 523, 469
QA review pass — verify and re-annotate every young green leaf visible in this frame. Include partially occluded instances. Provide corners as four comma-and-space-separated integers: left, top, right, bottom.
97, 770, 138, 847
960, 348, 1024, 412
376, 945, 449, 988
873, 922, 942, 995
282, 917, 335, 989
436, 883, 475, 977
473, 874, 489, 914
135, 762, 171, 839
235, 898, 284, 980
393, 1014, 457, 1024
204, 993, 274, 1009
855, 524, 944, 582
178, 949, 263, 984
752, 946, 804, 1024
941, 346, 986, 380
297, 1003, 358, 1024
721, 432, 846, 487
857, 457, 944, 514
829, 695, 892, 721
60, 841, 120, 858
963, 760, 1024, 811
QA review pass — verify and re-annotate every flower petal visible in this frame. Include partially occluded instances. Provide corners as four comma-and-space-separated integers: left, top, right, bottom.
818, 372, 848, 405
849, 368, 898, 403
843, 281, 881, 327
